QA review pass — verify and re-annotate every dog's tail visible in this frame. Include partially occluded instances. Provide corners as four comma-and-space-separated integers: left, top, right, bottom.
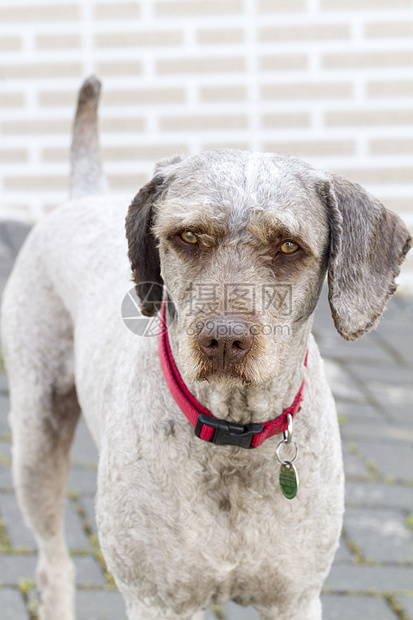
69, 75, 108, 200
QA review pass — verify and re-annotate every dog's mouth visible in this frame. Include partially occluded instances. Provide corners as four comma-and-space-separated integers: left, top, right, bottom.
198, 366, 251, 384
195, 354, 253, 384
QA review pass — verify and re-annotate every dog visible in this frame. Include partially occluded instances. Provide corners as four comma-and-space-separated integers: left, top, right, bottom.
1, 76, 411, 620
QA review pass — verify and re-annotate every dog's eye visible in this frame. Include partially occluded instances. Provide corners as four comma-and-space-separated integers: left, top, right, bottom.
280, 241, 299, 254
180, 231, 198, 244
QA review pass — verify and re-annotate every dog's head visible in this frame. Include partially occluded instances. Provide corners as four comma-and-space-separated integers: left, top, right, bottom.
126, 150, 411, 386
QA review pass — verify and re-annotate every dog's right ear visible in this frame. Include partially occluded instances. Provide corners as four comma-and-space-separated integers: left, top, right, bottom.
125, 155, 184, 317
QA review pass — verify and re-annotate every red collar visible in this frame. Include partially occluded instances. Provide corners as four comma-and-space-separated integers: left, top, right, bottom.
158, 302, 308, 449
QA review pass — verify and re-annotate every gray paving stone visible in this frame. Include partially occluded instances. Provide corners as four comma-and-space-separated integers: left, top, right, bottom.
350, 362, 413, 387
0, 394, 10, 434
68, 466, 98, 496
71, 417, 99, 466
317, 331, 395, 367
0, 587, 28, 620
0, 464, 12, 489
0, 441, 12, 488
0, 239, 12, 266
334, 539, 354, 563
352, 441, 413, 483
0, 555, 37, 584
73, 556, 106, 586
383, 408, 413, 427
321, 594, 397, 620
348, 364, 413, 424
395, 596, 413, 618
337, 401, 385, 425
0, 221, 31, 258
349, 363, 413, 392
76, 589, 127, 620
344, 508, 413, 563
0, 440, 11, 459
341, 422, 413, 445
342, 443, 370, 478
0, 493, 35, 550
383, 404, 413, 426
381, 328, 413, 366
325, 564, 413, 593
80, 495, 98, 534
323, 360, 368, 403
66, 501, 94, 551
0, 493, 91, 551
0, 374, 9, 394
346, 481, 413, 511
376, 300, 413, 366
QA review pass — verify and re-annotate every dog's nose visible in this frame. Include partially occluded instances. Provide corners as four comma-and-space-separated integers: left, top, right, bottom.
197, 318, 254, 366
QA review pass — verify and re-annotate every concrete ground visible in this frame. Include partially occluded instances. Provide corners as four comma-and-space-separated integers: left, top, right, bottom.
0, 220, 412, 620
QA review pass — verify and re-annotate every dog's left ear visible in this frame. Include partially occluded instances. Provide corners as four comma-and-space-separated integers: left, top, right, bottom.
126, 155, 184, 316
321, 174, 412, 341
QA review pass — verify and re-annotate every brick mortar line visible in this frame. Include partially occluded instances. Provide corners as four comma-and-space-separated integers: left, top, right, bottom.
339, 361, 393, 422
344, 443, 413, 488
345, 441, 382, 482
340, 525, 366, 564
211, 605, 226, 620
0, 582, 38, 620
68, 494, 116, 589
18, 582, 38, 620
340, 530, 413, 573
342, 473, 413, 488
0, 516, 13, 553
321, 590, 413, 620
373, 330, 410, 367
322, 589, 413, 597
385, 594, 412, 620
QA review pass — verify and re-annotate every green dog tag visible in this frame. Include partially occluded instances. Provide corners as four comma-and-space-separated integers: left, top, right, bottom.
279, 462, 298, 500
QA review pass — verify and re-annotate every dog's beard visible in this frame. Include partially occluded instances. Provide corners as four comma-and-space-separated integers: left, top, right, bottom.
180, 340, 271, 387
196, 354, 252, 385
176, 324, 285, 387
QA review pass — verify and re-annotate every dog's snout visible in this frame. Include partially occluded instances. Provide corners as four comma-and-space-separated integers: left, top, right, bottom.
197, 318, 254, 366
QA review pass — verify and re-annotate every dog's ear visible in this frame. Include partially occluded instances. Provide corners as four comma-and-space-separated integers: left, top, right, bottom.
321, 174, 411, 341
126, 155, 184, 317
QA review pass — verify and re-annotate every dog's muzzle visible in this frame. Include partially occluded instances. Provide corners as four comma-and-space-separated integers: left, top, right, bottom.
196, 317, 254, 376
158, 301, 308, 450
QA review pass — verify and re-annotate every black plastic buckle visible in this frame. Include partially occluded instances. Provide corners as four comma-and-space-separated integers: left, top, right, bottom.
195, 414, 264, 449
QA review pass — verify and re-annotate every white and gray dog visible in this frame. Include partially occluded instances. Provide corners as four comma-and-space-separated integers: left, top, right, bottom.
2, 77, 411, 620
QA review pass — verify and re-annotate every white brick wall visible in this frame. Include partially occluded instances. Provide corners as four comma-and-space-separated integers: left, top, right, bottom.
0, 0, 412, 287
